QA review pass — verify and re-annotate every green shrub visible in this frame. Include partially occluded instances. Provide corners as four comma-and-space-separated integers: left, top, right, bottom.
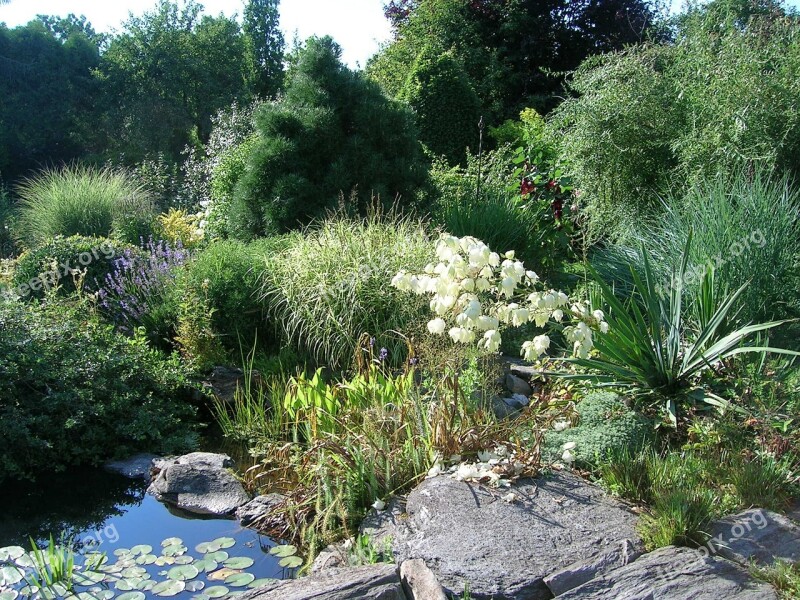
0, 185, 16, 258
14, 165, 156, 247
179, 238, 289, 354
260, 212, 433, 370
399, 48, 480, 165
594, 167, 800, 324
12, 235, 134, 300
542, 391, 651, 468
0, 296, 197, 482
728, 455, 794, 512
549, 3, 800, 240
231, 36, 428, 238
637, 487, 715, 550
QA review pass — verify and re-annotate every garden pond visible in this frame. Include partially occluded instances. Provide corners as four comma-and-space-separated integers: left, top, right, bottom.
0, 465, 296, 599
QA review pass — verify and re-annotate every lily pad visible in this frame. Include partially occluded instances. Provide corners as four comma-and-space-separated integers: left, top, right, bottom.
172, 555, 193, 565
224, 572, 255, 587
114, 578, 140, 591
208, 568, 240, 581
135, 554, 157, 566
223, 557, 254, 570
0, 547, 25, 562
248, 578, 279, 588
203, 585, 229, 598
185, 581, 205, 592
162, 544, 188, 557
152, 579, 186, 597
0, 566, 25, 586
113, 549, 131, 557
117, 593, 146, 600
129, 545, 153, 557
121, 567, 147, 579
279, 556, 303, 569
154, 556, 175, 567
203, 551, 228, 563
192, 558, 218, 573
167, 565, 199, 581
72, 570, 105, 585
136, 580, 156, 592
203, 537, 235, 553
160, 538, 183, 548
268, 545, 297, 558
0, 591, 19, 600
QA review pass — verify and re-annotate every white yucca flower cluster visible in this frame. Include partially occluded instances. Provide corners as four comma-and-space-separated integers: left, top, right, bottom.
391, 234, 607, 360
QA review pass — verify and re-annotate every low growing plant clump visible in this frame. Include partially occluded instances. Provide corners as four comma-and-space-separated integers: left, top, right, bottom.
0, 296, 198, 482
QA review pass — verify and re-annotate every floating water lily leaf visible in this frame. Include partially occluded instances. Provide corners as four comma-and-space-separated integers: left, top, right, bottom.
167, 565, 199, 581
204, 538, 235, 553
129, 545, 153, 557
154, 556, 175, 567
223, 557, 254, 570
12, 554, 33, 569
72, 570, 105, 585
224, 572, 255, 587
160, 538, 183, 548
208, 568, 240, 581
114, 578, 138, 591
113, 549, 131, 557
0, 590, 19, 600
136, 580, 156, 592
192, 558, 218, 573
87, 589, 114, 600
279, 556, 303, 569
190, 595, 210, 600
0, 547, 25, 562
172, 555, 193, 565
194, 542, 212, 554
117, 558, 137, 569
18, 585, 38, 597
248, 578, 279, 588
185, 581, 205, 592
203, 551, 228, 563
268, 545, 297, 558
84, 552, 108, 568
203, 585, 229, 598
162, 544, 188, 557
152, 579, 186, 597
117, 593, 146, 600
0, 566, 25, 586
135, 554, 157, 566
121, 566, 147, 579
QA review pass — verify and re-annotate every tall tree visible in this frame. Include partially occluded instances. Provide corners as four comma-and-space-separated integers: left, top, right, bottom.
100, 0, 251, 164
243, 0, 285, 98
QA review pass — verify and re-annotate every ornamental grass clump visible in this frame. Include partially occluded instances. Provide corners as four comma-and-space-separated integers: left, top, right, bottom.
14, 165, 155, 248
391, 233, 607, 361
260, 211, 434, 370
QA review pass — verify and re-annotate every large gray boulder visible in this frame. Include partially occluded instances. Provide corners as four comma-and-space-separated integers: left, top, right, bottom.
239, 563, 405, 600
363, 472, 642, 600
148, 452, 250, 516
400, 559, 447, 600
708, 509, 800, 566
556, 545, 778, 600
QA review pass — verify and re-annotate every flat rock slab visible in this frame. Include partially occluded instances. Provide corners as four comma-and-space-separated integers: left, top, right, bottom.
786, 501, 800, 525
708, 509, 800, 566
148, 452, 250, 516
557, 545, 778, 600
239, 563, 405, 600
104, 453, 159, 479
372, 472, 642, 600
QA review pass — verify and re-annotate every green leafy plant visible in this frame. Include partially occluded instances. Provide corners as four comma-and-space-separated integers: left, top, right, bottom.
637, 488, 715, 551
753, 560, 800, 600
25, 535, 77, 593
562, 236, 799, 425
14, 165, 156, 247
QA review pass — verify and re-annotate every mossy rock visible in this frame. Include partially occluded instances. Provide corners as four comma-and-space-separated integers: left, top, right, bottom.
543, 391, 653, 467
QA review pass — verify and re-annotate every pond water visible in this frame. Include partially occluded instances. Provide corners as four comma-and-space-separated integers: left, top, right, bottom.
0, 466, 293, 599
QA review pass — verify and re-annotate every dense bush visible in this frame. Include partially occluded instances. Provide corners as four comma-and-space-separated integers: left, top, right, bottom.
0, 296, 197, 482
0, 185, 15, 258
260, 212, 433, 370
14, 166, 156, 247
543, 391, 651, 467
178, 237, 290, 354
399, 48, 480, 165
231, 36, 428, 238
12, 235, 134, 300
549, 2, 800, 240
593, 166, 800, 323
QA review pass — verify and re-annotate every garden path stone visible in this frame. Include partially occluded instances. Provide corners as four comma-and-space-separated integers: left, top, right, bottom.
239, 563, 405, 600
237, 493, 287, 527
104, 453, 160, 479
556, 545, 778, 600
708, 509, 800, 566
364, 471, 642, 600
148, 452, 250, 516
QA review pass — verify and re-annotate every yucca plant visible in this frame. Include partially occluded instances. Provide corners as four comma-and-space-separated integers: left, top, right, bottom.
561, 235, 799, 425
